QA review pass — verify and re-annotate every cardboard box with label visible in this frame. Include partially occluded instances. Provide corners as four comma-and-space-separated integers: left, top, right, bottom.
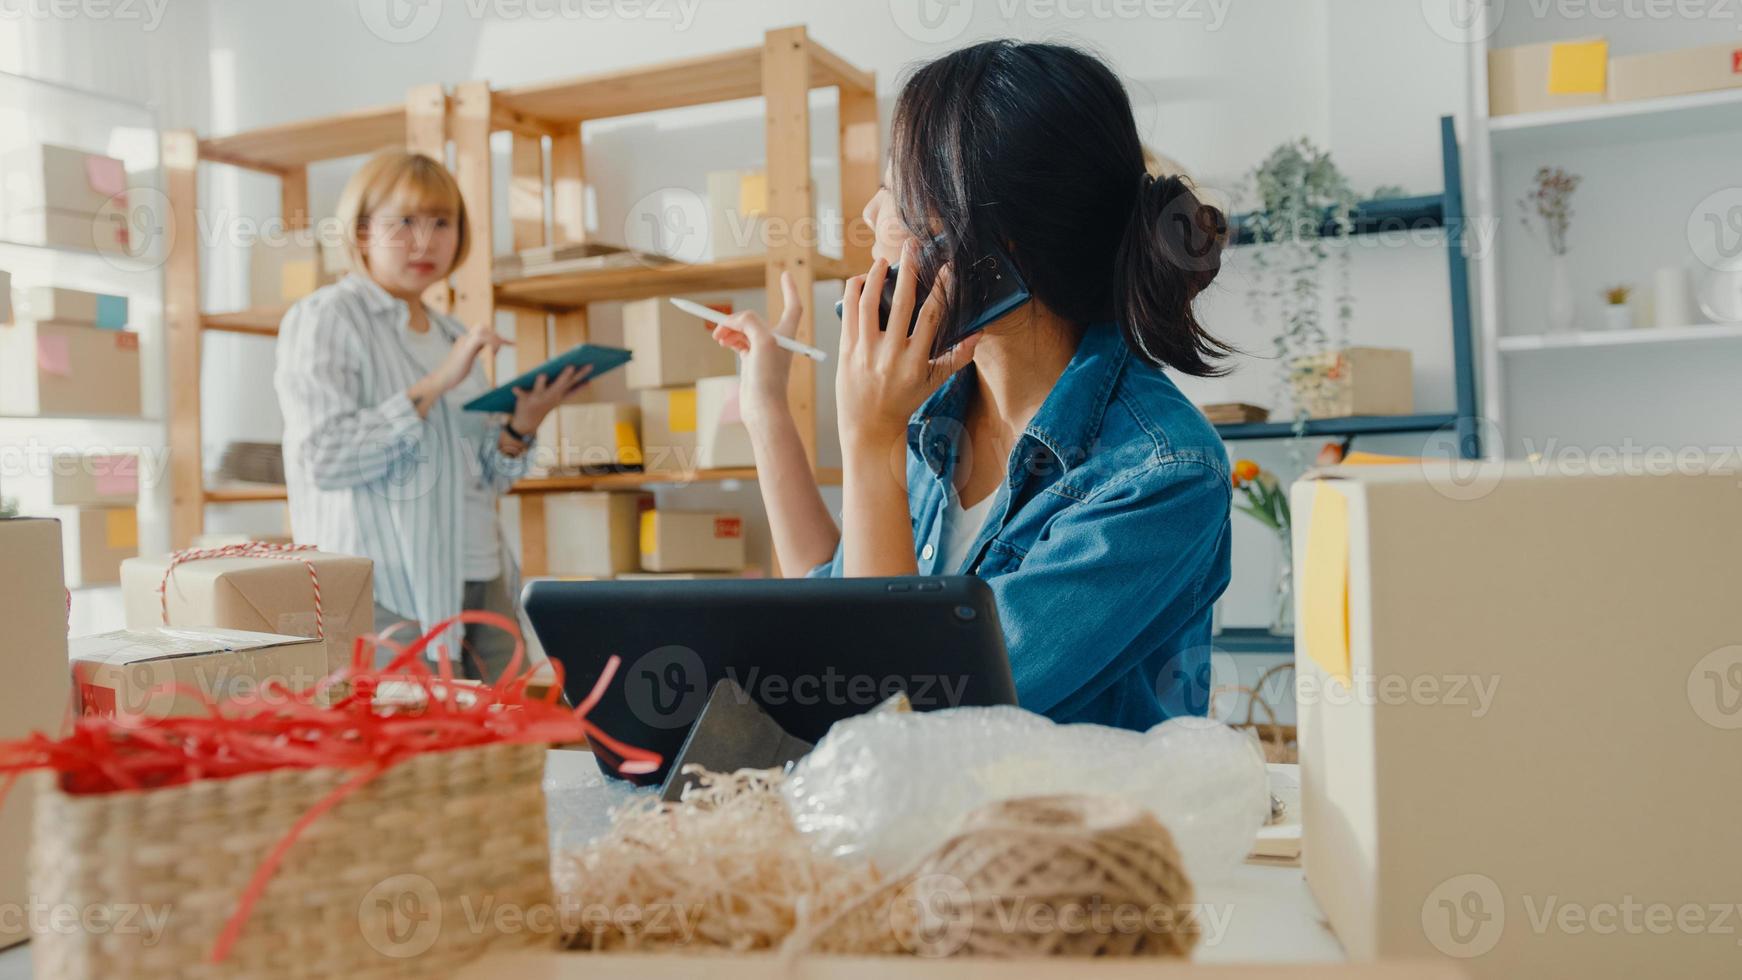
0, 319, 142, 417
16, 285, 128, 328
622, 296, 737, 390
49, 505, 138, 588
71, 627, 326, 722
0, 143, 127, 214
1609, 41, 1742, 103
121, 550, 373, 676
544, 492, 652, 577
0, 518, 73, 950
706, 169, 768, 261
1488, 38, 1609, 116
1292, 460, 1742, 980
695, 374, 756, 469
1289, 347, 1412, 419
0, 208, 129, 254
7, 451, 139, 510
555, 401, 643, 470
249, 232, 341, 307
639, 509, 746, 573
639, 386, 699, 472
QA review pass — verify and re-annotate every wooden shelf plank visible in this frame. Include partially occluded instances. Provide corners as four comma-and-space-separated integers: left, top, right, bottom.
204, 484, 289, 503
199, 103, 407, 172
202, 308, 288, 335
495, 253, 852, 310
513, 467, 841, 494
1498, 322, 1742, 352
492, 39, 870, 125
203, 468, 844, 503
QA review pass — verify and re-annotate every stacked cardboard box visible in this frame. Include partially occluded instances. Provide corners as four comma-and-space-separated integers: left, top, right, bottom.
0, 278, 141, 418
70, 627, 327, 721
4, 452, 141, 587
544, 492, 653, 577
0, 518, 73, 950
249, 225, 345, 307
554, 402, 643, 471
639, 509, 746, 573
0, 143, 130, 253
695, 375, 755, 469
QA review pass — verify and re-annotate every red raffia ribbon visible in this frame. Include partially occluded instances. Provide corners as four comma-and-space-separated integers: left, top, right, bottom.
0, 610, 659, 964
159, 542, 325, 640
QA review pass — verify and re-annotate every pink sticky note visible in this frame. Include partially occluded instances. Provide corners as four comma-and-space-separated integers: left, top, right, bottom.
721, 388, 742, 425
95, 456, 139, 497
85, 156, 127, 199
36, 335, 71, 377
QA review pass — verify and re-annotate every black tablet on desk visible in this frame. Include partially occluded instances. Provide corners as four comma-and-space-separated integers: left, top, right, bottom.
521, 577, 1017, 783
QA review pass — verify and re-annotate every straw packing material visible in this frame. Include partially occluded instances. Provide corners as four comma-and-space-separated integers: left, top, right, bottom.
560, 767, 884, 953
29, 742, 553, 979
799, 794, 1199, 958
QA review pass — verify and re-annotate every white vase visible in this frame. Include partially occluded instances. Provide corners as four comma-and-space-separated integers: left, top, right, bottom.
1601, 305, 1633, 331
1548, 254, 1576, 333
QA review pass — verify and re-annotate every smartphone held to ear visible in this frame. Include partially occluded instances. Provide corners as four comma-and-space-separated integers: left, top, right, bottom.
834, 243, 1030, 347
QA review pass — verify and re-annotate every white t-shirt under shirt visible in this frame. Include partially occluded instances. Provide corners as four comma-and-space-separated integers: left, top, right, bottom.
399, 323, 502, 582
938, 490, 997, 575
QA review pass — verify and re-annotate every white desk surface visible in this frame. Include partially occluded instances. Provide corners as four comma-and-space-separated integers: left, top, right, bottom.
0, 752, 1341, 976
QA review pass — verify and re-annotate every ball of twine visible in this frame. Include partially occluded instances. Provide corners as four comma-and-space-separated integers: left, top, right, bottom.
793, 794, 1198, 959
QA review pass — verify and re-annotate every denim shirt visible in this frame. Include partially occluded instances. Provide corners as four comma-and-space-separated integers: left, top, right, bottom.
809, 323, 1232, 730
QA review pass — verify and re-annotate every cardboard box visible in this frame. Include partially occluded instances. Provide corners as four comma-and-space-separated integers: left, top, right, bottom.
1609, 42, 1742, 104
1488, 38, 1608, 117
1292, 460, 1742, 979
54, 506, 137, 587
639, 386, 699, 472
0, 319, 142, 417
544, 492, 652, 577
7, 451, 139, 509
707, 169, 768, 260
459, 953, 1470, 980
16, 285, 128, 328
70, 627, 326, 721
639, 509, 746, 572
250, 232, 340, 307
0, 518, 72, 950
695, 374, 755, 468
622, 296, 737, 390
1289, 347, 1412, 419
0, 207, 130, 253
555, 401, 643, 470
0, 143, 127, 214
121, 550, 373, 676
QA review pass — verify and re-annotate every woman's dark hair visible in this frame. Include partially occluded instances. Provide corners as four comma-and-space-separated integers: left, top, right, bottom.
890, 40, 1231, 376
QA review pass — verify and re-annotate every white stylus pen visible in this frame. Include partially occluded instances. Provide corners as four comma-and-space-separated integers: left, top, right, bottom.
668, 297, 829, 362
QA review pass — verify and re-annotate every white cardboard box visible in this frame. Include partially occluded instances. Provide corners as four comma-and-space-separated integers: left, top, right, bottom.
1292, 460, 1742, 979
695, 374, 755, 469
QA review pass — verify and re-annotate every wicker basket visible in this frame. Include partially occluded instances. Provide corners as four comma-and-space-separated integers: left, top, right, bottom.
1212, 662, 1299, 765
29, 742, 553, 979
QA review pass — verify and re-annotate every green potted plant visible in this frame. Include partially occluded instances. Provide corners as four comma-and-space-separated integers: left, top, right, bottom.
1241, 138, 1358, 432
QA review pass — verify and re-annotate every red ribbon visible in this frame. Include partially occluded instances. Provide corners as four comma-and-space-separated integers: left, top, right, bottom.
0, 611, 660, 963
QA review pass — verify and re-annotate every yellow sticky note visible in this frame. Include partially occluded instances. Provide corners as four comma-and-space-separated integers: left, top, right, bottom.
105, 508, 138, 550
738, 171, 767, 216
615, 421, 643, 467
1301, 483, 1351, 683
669, 389, 697, 434
639, 510, 658, 556
1340, 451, 1421, 466
1547, 40, 1607, 94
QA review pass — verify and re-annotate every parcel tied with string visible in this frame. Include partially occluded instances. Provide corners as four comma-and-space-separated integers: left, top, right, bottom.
0, 611, 661, 980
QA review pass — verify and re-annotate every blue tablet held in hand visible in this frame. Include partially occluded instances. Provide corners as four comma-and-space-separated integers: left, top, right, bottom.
462, 343, 633, 413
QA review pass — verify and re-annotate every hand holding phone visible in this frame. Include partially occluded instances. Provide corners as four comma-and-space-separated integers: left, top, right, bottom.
834, 239, 1030, 351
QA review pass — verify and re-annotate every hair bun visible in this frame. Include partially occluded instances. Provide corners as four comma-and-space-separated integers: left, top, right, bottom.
1145, 173, 1225, 296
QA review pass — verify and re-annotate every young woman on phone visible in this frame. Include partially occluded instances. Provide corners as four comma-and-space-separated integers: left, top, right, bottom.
711, 41, 1233, 730
275, 151, 586, 680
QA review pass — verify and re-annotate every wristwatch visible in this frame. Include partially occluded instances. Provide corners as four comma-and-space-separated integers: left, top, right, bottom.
503, 420, 534, 446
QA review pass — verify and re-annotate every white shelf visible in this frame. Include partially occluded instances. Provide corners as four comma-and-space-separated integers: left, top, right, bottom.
1489, 88, 1742, 153
1498, 323, 1742, 352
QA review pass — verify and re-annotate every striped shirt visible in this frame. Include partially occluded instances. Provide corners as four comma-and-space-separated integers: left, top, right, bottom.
274, 274, 526, 653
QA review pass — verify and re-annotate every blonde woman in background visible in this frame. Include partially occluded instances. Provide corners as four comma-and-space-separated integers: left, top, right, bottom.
274, 151, 587, 680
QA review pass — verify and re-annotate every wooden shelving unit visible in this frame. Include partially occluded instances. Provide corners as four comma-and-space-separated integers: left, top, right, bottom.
164, 27, 879, 580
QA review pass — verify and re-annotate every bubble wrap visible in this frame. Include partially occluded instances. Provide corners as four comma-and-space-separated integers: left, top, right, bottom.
780, 707, 1269, 882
